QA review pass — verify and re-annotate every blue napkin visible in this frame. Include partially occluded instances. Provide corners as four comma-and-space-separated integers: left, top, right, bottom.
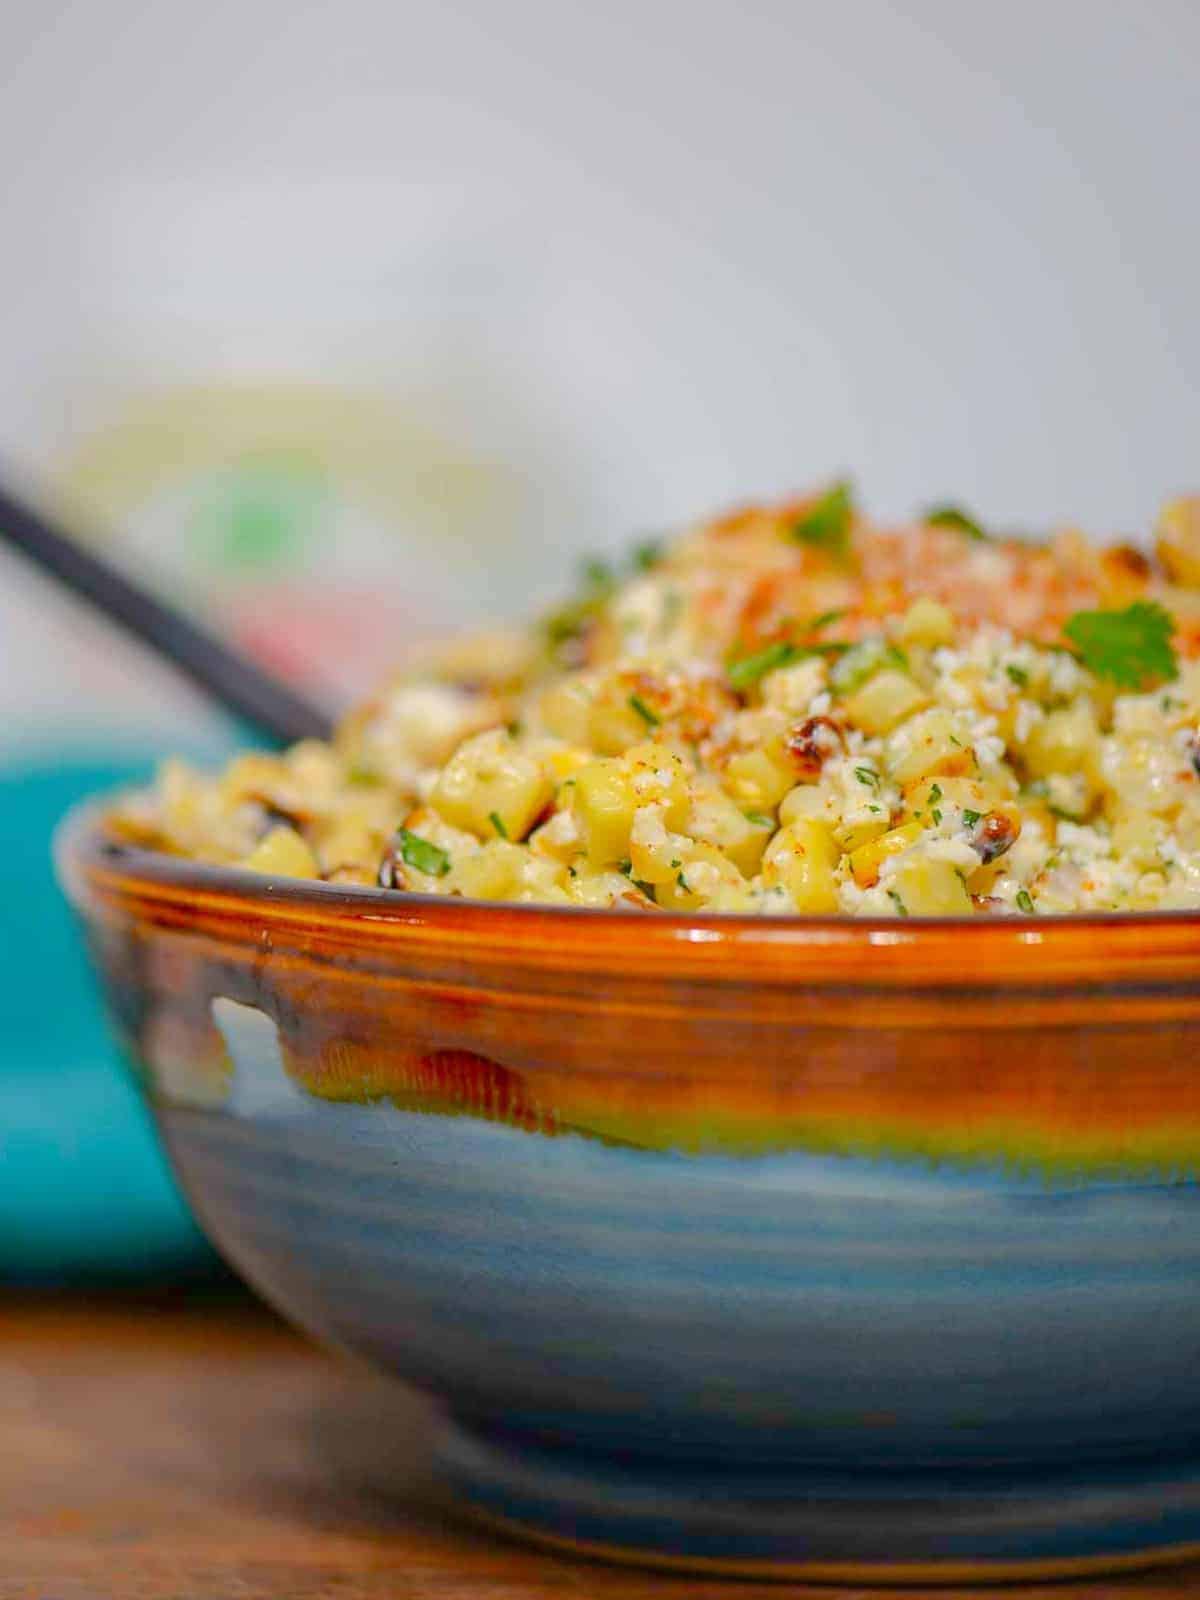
0, 751, 221, 1283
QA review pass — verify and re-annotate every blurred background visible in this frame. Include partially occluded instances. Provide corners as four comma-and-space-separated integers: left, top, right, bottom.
3, 0, 1198, 1280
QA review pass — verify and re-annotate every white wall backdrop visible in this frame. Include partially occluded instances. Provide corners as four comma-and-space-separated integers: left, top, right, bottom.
1, 0, 1197, 737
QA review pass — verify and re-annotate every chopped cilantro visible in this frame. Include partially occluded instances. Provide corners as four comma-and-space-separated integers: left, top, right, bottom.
727, 640, 805, 691
924, 503, 988, 541
887, 889, 910, 917
788, 480, 854, 557
931, 808, 943, 825
670, 857, 681, 869
541, 553, 620, 654
677, 869, 692, 893
854, 766, 880, 788
949, 734, 963, 748
868, 803, 882, 813
1063, 601, 1177, 691
618, 858, 633, 877
831, 638, 909, 695
743, 811, 775, 827
628, 693, 660, 727
928, 783, 943, 806
398, 827, 450, 878
488, 811, 508, 839
581, 555, 616, 594
1016, 888, 1036, 914
631, 537, 664, 572
1005, 664, 1029, 689
962, 808, 982, 828
806, 608, 848, 634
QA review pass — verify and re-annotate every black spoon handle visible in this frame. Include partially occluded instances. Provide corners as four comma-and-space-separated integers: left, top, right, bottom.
0, 481, 334, 747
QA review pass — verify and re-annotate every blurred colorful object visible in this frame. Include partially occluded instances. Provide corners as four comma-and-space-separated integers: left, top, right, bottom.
0, 180, 588, 1282
0, 753, 220, 1282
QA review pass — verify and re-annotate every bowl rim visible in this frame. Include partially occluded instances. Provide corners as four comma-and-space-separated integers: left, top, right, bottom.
56, 796, 1200, 983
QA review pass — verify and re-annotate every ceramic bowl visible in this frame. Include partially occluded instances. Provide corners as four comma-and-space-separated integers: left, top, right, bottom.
59, 804, 1200, 1583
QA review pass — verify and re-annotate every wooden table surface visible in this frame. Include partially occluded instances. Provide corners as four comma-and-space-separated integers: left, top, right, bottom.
5, 1288, 1200, 1600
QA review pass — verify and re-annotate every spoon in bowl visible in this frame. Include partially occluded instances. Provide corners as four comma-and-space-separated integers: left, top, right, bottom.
0, 478, 334, 747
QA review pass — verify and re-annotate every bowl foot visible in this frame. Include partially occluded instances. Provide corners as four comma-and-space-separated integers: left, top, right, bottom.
437, 1420, 1200, 1583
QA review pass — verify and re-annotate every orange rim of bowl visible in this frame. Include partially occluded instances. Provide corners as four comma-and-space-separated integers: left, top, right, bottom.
57, 797, 1200, 992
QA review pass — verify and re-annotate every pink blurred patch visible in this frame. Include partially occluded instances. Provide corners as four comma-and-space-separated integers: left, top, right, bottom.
221, 581, 456, 705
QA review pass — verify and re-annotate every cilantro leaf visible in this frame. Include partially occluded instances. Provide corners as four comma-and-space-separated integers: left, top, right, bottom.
743, 810, 775, 828
727, 640, 807, 691
628, 693, 660, 727
805, 608, 848, 634
830, 637, 909, 695
925, 503, 988, 541
398, 827, 451, 878
788, 480, 854, 556
1063, 601, 1178, 691
631, 537, 664, 572
580, 556, 616, 594
488, 811, 508, 839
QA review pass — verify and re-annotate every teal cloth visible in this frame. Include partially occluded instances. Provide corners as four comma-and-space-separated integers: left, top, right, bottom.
0, 752, 222, 1282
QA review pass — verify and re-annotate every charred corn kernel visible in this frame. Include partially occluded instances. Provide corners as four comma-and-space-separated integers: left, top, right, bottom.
849, 820, 923, 887
761, 820, 840, 911
240, 826, 321, 879
572, 758, 636, 866
1156, 496, 1200, 588
842, 670, 929, 736
888, 709, 976, 786
722, 745, 795, 809
888, 854, 973, 915
432, 728, 553, 841
898, 596, 955, 648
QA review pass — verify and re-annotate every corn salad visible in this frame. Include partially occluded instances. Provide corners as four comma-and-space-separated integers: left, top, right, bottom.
114, 487, 1200, 916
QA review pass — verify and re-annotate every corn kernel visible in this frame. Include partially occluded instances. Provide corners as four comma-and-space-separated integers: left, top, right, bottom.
842, 670, 929, 736
239, 825, 321, 880
849, 820, 923, 887
761, 820, 840, 911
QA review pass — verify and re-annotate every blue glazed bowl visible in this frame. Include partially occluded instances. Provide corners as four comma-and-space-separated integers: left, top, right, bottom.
59, 805, 1200, 1582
